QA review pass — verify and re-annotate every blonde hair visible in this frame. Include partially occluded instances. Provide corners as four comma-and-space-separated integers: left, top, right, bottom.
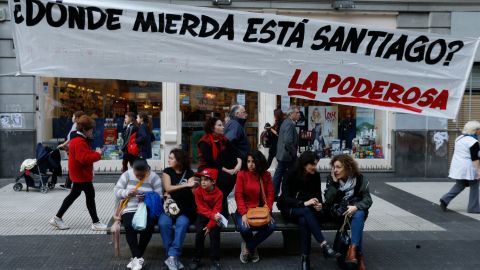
462, 121, 480, 135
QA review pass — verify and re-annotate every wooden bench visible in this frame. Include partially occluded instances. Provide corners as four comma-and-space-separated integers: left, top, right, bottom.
107, 212, 342, 254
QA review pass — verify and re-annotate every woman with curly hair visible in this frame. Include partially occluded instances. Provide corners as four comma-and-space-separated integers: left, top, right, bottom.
324, 154, 373, 270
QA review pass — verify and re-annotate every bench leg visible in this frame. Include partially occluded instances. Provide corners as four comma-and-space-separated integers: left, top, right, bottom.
282, 230, 299, 255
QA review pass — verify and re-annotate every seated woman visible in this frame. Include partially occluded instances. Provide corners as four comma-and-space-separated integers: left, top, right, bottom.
278, 152, 338, 270
114, 159, 163, 270
235, 150, 275, 264
324, 154, 373, 270
159, 149, 198, 270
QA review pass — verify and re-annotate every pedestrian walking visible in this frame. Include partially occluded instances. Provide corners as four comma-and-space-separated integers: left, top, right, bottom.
278, 152, 339, 270
324, 154, 373, 270
114, 159, 162, 270
189, 168, 223, 270
273, 105, 300, 197
235, 150, 275, 264
49, 115, 108, 231
197, 117, 242, 218
136, 112, 155, 160
224, 104, 249, 159
57, 110, 85, 189
440, 121, 480, 213
121, 112, 138, 172
160, 149, 198, 270
266, 108, 283, 169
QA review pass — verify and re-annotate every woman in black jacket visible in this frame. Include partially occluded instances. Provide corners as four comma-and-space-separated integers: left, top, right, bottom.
278, 152, 338, 270
324, 154, 373, 270
197, 117, 242, 218
135, 112, 154, 160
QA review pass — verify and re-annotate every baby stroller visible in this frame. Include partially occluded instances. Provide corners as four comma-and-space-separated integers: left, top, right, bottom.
13, 143, 62, 193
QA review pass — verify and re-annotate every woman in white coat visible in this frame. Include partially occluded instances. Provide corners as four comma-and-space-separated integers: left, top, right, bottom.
440, 120, 480, 213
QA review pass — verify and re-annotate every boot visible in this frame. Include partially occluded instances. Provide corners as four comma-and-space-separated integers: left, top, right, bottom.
358, 254, 366, 270
345, 245, 358, 264
301, 255, 310, 270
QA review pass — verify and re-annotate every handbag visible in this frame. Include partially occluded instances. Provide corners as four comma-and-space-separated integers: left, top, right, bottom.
163, 171, 186, 217
111, 174, 148, 257
127, 132, 139, 156
246, 176, 271, 227
132, 202, 147, 231
333, 215, 351, 257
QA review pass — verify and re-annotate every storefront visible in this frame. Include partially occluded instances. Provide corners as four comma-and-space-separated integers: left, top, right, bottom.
277, 96, 393, 170
179, 84, 258, 166
38, 78, 163, 171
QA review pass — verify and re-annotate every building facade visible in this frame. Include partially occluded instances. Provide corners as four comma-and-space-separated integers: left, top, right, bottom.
1, 0, 479, 177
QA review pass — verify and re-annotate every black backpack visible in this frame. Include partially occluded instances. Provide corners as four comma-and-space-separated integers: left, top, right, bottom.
260, 130, 272, 148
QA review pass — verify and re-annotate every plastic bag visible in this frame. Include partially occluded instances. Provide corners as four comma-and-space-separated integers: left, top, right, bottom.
132, 202, 147, 231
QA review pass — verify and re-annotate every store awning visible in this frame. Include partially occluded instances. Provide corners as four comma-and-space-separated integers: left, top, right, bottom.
9, 0, 480, 119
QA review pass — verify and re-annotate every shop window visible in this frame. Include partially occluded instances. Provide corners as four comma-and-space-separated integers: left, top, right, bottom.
277, 96, 386, 159
180, 84, 258, 165
41, 78, 162, 160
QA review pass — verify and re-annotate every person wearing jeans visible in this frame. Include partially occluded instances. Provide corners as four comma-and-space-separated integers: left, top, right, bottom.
278, 152, 338, 270
160, 149, 198, 270
273, 106, 300, 197
324, 154, 373, 270
440, 121, 480, 213
159, 214, 190, 255
235, 150, 275, 263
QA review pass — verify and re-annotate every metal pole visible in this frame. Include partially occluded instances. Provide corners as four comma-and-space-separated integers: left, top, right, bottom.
469, 71, 473, 120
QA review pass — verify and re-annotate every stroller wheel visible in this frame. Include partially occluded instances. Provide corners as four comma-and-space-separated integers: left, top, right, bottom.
47, 182, 55, 190
13, 183, 23, 192
40, 186, 48, 194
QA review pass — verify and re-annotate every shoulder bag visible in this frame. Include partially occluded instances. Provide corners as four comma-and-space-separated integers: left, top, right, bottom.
246, 176, 271, 227
111, 173, 148, 257
163, 171, 186, 217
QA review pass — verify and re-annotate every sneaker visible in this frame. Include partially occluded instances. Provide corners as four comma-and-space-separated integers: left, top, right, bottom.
176, 259, 185, 269
132, 257, 144, 270
239, 242, 249, 263
211, 260, 222, 270
164, 257, 179, 270
188, 258, 201, 270
126, 258, 135, 269
91, 221, 108, 231
251, 248, 260, 263
439, 199, 447, 212
49, 216, 70, 230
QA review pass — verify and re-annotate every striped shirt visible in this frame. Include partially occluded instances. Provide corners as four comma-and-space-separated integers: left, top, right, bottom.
114, 170, 163, 214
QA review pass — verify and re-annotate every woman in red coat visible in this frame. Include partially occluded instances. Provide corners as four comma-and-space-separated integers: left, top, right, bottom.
49, 115, 107, 231
235, 150, 275, 264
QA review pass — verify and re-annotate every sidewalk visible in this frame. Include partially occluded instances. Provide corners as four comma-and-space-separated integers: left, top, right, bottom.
0, 175, 479, 269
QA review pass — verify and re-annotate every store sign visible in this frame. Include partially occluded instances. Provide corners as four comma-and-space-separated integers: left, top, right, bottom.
9, 0, 480, 119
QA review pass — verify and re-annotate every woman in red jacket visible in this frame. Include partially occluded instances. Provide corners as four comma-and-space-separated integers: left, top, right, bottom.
235, 150, 275, 264
49, 115, 107, 231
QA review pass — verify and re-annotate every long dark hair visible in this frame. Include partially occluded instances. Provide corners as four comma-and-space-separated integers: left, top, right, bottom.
203, 117, 220, 134
170, 148, 191, 171
292, 151, 317, 178
243, 150, 268, 176
138, 112, 152, 133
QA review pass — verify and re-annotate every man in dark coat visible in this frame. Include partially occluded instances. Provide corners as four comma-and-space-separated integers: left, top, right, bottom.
224, 105, 249, 160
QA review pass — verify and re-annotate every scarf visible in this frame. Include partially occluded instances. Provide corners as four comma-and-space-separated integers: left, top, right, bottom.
339, 176, 356, 202
199, 133, 226, 160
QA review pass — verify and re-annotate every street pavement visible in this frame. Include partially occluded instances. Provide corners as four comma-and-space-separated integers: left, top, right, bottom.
0, 173, 479, 270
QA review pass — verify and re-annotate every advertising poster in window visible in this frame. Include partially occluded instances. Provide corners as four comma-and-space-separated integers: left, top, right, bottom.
308, 106, 338, 152
356, 108, 375, 145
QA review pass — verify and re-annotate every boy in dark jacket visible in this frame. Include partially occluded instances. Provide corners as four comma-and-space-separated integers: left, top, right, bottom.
190, 168, 223, 270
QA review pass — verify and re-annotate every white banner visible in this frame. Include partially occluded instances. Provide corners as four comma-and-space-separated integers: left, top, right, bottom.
9, 0, 480, 119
